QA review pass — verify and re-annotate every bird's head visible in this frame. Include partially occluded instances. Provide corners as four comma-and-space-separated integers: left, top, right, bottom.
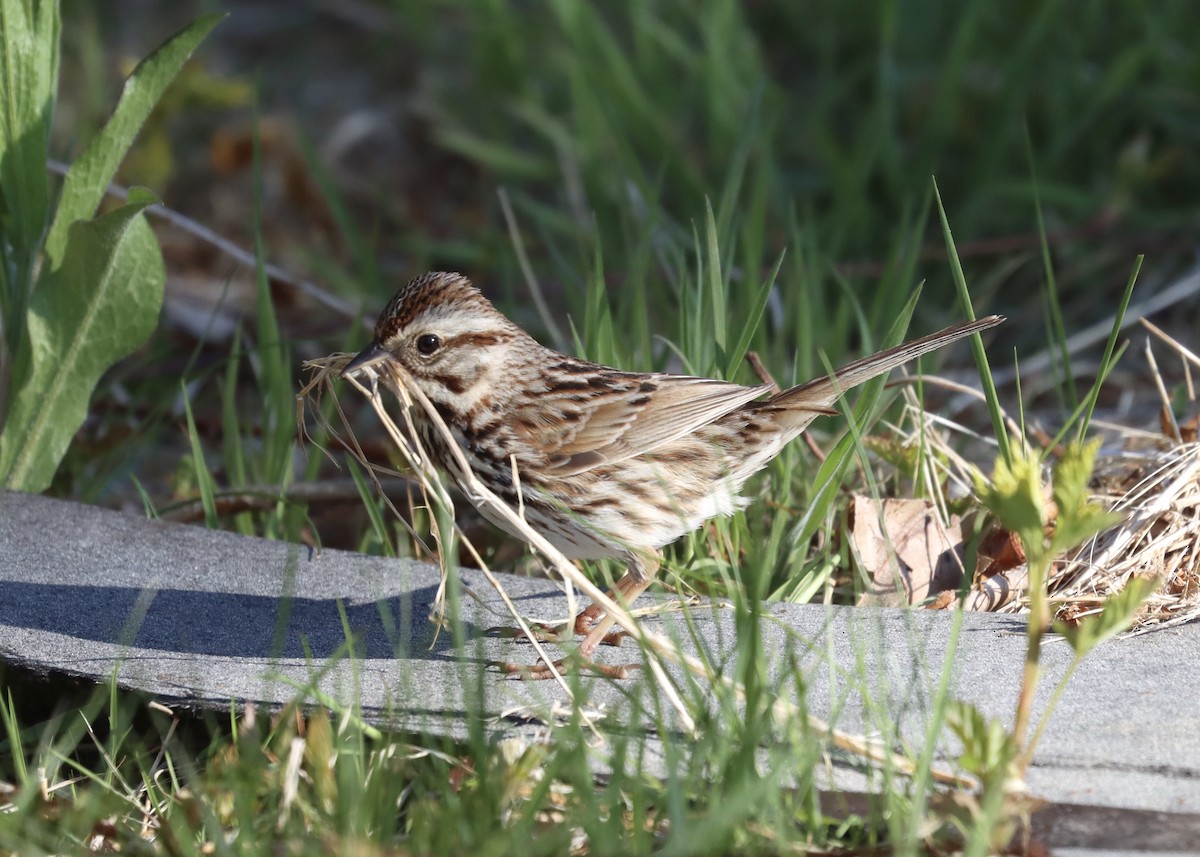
343, 272, 529, 409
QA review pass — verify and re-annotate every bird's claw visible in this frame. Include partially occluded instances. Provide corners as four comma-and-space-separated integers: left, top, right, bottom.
486, 616, 629, 647
484, 621, 574, 644
493, 655, 640, 681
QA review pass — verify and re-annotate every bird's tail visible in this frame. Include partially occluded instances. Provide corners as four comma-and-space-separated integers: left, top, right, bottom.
768, 315, 1004, 413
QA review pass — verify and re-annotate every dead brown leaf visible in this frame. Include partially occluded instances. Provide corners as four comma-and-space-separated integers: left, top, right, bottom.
849, 495, 964, 607
974, 525, 1026, 583
1160, 404, 1182, 443
963, 524, 1031, 613
1179, 411, 1200, 444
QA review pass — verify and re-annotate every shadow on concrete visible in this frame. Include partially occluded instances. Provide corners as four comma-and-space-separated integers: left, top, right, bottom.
0, 580, 488, 661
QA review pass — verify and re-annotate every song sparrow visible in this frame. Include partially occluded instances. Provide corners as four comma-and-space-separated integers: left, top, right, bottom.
344, 272, 1002, 673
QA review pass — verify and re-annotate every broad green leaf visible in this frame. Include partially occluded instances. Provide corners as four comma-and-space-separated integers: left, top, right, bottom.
0, 0, 60, 327
42, 12, 223, 268
0, 200, 163, 491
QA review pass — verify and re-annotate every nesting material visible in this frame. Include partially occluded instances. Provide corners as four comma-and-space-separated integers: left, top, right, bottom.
1048, 438, 1200, 632
881, 323, 1200, 633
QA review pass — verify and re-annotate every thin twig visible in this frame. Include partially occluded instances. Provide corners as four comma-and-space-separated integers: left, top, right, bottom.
46, 159, 366, 326
1139, 317, 1200, 373
1144, 338, 1180, 443
159, 477, 412, 522
991, 261, 1200, 388
744, 351, 780, 392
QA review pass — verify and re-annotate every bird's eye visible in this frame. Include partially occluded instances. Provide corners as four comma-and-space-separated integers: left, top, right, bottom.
416, 334, 441, 356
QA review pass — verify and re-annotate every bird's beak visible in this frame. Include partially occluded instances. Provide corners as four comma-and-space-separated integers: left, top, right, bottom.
342, 342, 390, 378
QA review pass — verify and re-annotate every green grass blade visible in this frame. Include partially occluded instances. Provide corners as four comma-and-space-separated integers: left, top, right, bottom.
43, 12, 223, 268
247, 117, 296, 537
130, 476, 159, 519
789, 290, 921, 554
1025, 127, 1075, 410
181, 380, 217, 529
703, 198, 728, 360
0, 197, 162, 491
933, 177, 1010, 465
0, 688, 28, 784
1077, 255, 1141, 441
347, 457, 395, 557
221, 329, 255, 536
1045, 340, 1128, 453
724, 251, 783, 380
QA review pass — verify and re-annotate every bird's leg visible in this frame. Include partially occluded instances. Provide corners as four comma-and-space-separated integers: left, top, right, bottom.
577, 578, 652, 657
498, 552, 660, 680
574, 549, 660, 646
504, 553, 654, 646
573, 572, 642, 635
488, 573, 641, 645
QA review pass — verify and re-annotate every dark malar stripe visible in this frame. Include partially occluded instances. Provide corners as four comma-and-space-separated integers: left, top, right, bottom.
429, 366, 484, 395
431, 401, 462, 425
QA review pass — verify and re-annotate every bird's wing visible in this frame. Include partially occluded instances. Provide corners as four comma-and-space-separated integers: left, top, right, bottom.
512, 372, 771, 476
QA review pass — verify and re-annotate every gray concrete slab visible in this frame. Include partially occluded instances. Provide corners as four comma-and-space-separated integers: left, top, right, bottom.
2, 488, 1198, 851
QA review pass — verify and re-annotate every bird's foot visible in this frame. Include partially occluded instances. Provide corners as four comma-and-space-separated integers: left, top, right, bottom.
485, 615, 629, 648
485, 620, 574, 644
571, 603, 634, 646
573, 602, 604, 633
495, 654, 640, 681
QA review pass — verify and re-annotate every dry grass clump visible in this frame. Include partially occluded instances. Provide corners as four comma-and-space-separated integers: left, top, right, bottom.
890, 321, 1200, 634
1045, 321, 1200, 632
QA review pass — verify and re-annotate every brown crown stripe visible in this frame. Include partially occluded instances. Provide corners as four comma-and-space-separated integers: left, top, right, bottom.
380, 272, 482, 331
374, 272, 531, 341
